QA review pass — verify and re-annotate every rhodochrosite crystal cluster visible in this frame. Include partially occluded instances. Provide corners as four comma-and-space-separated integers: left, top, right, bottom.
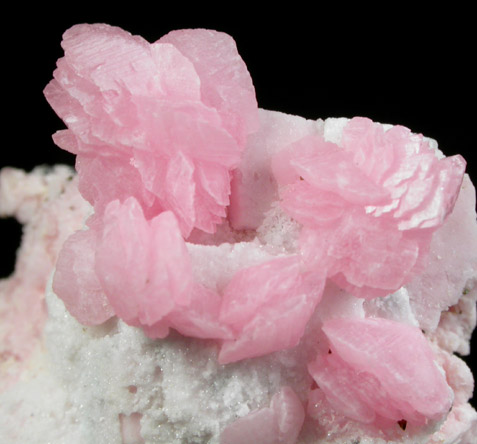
1, 23, 476, 444
273, 121, 466, 299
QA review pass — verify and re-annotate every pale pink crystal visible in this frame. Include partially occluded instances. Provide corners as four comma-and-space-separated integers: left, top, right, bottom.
53, 226, 114, 325
142, 283, 233, 340
406, 174, 477, 333
270, 387, 306, 444
54, 196, 232, 340
308, 318, 453, 426
218, 256, 325, 364
159, 29, 258, 147
220, 386, 304, 444
272, 117, 466, 298
95, 198, 192, 328
160, 283, 233, 340
44, 23, 258, 237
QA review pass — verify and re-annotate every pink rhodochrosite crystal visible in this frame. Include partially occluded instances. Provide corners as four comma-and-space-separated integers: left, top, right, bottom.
3, 23, 476, 444
309, 318, 453, 427
44, 23, 258, 236
53, 226, 114, 325
272, 117, 466, 299
53, 196, 233, 340
96, 198, 192, 329
218, 256, 325, 363
220, 386, 305, 444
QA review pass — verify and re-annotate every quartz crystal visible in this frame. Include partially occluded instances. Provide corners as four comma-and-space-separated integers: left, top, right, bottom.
1, 23, 476, 444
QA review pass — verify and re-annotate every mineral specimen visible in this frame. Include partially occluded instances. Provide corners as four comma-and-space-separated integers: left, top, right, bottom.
0, 23, 476, 444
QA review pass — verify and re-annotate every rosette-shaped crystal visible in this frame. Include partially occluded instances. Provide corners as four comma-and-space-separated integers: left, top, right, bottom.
308, 318, 453, 426
53, 197, 232, 340
95, 198, 193, 329
273, 117, 466, 298
44, 24, 258, 236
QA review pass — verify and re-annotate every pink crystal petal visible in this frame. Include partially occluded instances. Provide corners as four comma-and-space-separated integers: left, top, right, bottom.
280, 182, 345, 228
43, 79, 97, 150
220, 256, 304, 330
220, 387, 304, 444
95, 198, 158, 324
53, 228, 114, 325
289, 136, 389, 205
300, 212, 421, 298
167, 284, 234, 340
52, 129, 79, 154
396, 154, 466, 229
150, 42, 201, 101
270, 387, 305, 444
340, 116, 394, 183
220, 407, 279, 444
308, 354, 377, 423
322, 317, 453, 419
219, 257, 325, 363
95, 198, 193, 327
61, 24, 155, 96
75, 151, 159, 218
159, 29, 259, 145
196, 161, 231, 207
164, 151, 196, 236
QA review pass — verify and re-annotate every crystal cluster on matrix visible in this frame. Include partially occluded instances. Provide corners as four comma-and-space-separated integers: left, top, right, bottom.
1, 23, 476, 444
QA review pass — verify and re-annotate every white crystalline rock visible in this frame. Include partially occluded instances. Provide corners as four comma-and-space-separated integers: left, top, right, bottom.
187, 240, 277, 290
364, 287, 420, 327
0, 283, 313, 444
322, 117, 350, 145
4, 283, 471, 444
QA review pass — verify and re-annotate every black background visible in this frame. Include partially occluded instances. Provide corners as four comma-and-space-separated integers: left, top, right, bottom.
1, 9, 475, 408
